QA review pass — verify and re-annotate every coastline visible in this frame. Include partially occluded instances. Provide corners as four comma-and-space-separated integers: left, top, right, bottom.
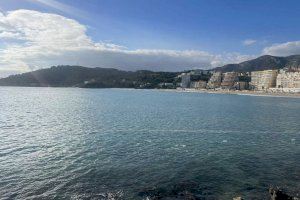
158, 88, 300, 98
1, 85, 300, 98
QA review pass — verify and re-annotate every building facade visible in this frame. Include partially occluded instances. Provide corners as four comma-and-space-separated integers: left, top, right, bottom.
234, 82, 249, 90
276, 71, 300, 88
221, 72, 239, 89
180, 73, 191, 88
190, 80, 207, 89
207, 72, 222, 89
250, 70, 278, 90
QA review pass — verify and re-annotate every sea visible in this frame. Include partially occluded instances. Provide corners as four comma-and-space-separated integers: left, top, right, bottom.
0, 87, 299, 199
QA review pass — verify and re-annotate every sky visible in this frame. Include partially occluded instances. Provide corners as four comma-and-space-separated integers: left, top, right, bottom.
0, 0, 300, 77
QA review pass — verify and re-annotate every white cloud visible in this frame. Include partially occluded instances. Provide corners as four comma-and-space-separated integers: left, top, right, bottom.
243, 39, 256, 46
0, 9, 253, 77
0, 31, 23, 39
262, 41, 300, 56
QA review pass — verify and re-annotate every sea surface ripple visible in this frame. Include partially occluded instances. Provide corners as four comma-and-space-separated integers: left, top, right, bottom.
0, 87, 299, 199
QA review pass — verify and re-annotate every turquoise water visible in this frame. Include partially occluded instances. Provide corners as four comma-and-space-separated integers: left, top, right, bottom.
0, 87, 299, 199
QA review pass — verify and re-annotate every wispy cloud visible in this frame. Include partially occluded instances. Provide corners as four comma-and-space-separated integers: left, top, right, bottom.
28, 0, 87, 18
243, 39, 256, 46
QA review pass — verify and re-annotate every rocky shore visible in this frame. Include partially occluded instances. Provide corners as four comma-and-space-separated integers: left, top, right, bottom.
137, 184, 299, 200
268, 187, 299, 200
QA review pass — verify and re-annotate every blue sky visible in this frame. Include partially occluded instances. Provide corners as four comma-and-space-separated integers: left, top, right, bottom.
0, 0, 300, 77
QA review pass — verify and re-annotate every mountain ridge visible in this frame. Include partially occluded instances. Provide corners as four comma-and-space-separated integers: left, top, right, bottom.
213, 54, 300, 72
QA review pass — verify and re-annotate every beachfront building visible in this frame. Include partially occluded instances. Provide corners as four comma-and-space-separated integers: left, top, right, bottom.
276, 70, 300, 88
221, 72, 239, 89
180, 70, 211, 89
190, 80, 207, 89
234, 73, 250, 90
207, 72, 222, 89
250, 70, 278, 91
234, 81, 249, 90
180, 73, 191, 88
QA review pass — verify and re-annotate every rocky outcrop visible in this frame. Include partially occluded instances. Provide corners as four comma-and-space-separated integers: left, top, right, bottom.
269, 187, 299, 200
138, 185, 299, 200
233, 197, 243, 200
232, 187, 299, 200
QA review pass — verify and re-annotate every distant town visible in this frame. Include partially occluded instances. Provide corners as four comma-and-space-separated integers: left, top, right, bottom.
175, 67, 300, 93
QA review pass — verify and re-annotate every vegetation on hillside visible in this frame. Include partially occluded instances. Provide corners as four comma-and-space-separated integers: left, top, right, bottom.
0, 66, 180, 88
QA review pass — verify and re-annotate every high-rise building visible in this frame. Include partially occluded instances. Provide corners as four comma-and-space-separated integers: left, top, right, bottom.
180, 73, 191, 88
250, 70, 278, 90
207, 72, 222, 89
221, 72, 239, 89
277, 70, 300, 88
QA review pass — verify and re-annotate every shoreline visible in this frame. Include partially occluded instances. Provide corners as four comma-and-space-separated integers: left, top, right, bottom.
1, 85, 300, 98
158, 88, 300, 98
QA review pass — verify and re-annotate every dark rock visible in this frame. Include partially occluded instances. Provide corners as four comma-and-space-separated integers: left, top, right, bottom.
269, 187, 298, 200
233, 197, 243, 200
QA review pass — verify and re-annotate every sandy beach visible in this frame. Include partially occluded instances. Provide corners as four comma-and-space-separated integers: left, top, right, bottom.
158, 88, 300, 98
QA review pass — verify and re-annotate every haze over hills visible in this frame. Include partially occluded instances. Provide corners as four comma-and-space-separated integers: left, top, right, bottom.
0, 54, 300, 88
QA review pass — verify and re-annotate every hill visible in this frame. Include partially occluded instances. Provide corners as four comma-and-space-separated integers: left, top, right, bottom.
0, 66, 180, 88
214, 55, 300, 72
1, 54, 300, 88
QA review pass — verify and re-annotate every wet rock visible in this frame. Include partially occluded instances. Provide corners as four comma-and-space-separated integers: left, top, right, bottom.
233, 197, 243, 200
269, 187, 299, 200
